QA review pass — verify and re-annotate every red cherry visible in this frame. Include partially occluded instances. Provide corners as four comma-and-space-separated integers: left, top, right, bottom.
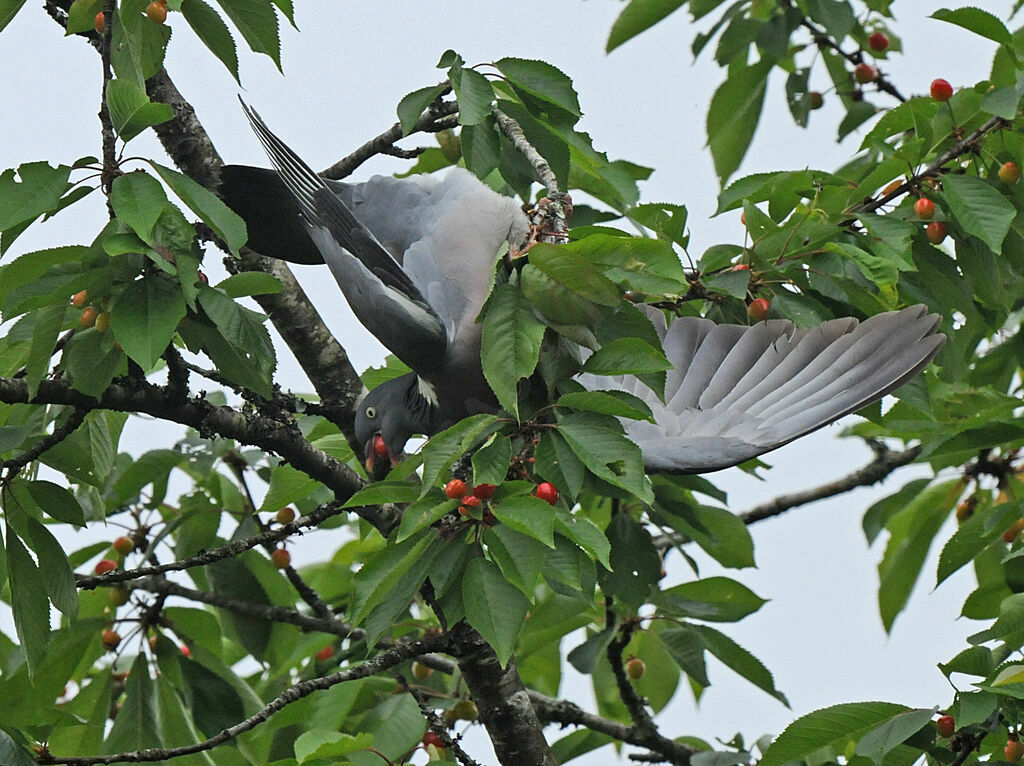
372, 435, 388, 458
270, 548, 290, 568
730, 263, 751, 271
315, 645, 335, 661
275, 507, 296, 524
1004, 519, 1024, 543
444, 479, 468, 499
914, 198, 935, 220
71, 289, 89, 308
471, 483, 497, 500
94, 559, 117, 575
180, 645, 191, 657
809, 91, 823, 110
459, 495, 482, 515
930, 78, 953, 102
423, 731, 444, 749
936, 715, 955, 738
197, 270, 209, 285
93, 11, 104, 34
1007, 740, 1024, 763
101, 629, 121, 651
145, 0, 167, 24
867, 32, 890, 52
999, 161, 1021, 185
925, 221, 947, 244
113, 536, 134, 556
853, 63, 877, 84
534, 482, 558, 505
747, 297, 770, 322
80, 307, 98, 328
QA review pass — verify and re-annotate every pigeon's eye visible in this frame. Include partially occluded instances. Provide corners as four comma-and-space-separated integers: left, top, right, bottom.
365, 406, 377, 420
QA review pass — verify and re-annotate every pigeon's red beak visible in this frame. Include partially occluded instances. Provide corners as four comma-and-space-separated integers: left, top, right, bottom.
364, 434, 399, 477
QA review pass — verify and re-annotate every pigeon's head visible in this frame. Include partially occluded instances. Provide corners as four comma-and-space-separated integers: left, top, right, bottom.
354, 372, 438, 476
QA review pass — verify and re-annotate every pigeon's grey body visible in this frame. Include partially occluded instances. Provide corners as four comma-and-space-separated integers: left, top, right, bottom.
223, 104, 945, 473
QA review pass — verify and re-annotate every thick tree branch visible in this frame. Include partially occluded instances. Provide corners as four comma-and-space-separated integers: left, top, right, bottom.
0, 376, 398, 532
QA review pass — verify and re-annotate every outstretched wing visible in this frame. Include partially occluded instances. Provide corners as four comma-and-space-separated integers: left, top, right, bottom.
581, 305, 945, 473
239, 101, 449, 375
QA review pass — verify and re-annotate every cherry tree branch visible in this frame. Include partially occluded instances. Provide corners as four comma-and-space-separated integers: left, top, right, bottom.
39, 634, 452, 765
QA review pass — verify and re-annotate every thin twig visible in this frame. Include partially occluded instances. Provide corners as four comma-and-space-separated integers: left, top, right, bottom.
39, 634, 452, 765
1, 407, 86, 480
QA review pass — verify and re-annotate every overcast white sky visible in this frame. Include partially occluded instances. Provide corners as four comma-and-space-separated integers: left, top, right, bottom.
0, 2, 1015, 764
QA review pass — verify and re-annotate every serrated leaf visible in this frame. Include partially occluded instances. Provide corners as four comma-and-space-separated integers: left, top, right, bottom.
150, 161, 247, 255
937, 499, 1023, 586
491, 495, 556, 547
103, 655, 161, 753
0, 729, 36, 766
528, 243, 622, 306
418, 414, 500, 498
462, 557, 529, 666
942, 174, 1015, 255
195, 289, 276, 396
471, 434, 512, 486
341, 481, 423, 509
24, 304, 65, 400
259, 462, 321, 513
5, 523, 49, 678
0, 0, 28, 35
930, 7, 1012, 46
214, 0, 281, 70
557, 389, 654, 421
0, 161, 72, 230
23, 516, 78, 619
27, 480, 85, 526
854, 707, 936, 764
397, 83, 447, 136
760, 702, 910, 766
481, 284, 546, 419
110, 171, 168, 243
553, 510, 611, 569
449, 64, 493, 125
206, 554, 273, 659
558, 413, 653, 503
658, 577, 767, 622
113, 449, 184, 504
350, 532, 435, 624
181, 0, 239, 82
607, 0, 686, 51
294, 730, 374, 764
582, 337, 672, 376
62, 329, 125, 399
110, 275, 185, 371
494, 57, 581, 120
707, 61, 771, 184
105, 79, 174, 142
215, 271, 283, 298
567, 626, 615, 674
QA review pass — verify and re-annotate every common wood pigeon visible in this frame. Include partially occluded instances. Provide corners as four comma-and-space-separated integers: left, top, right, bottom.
221, 105, 945, 474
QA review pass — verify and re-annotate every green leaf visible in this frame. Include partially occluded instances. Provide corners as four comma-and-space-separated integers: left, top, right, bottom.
103, 655, 161, 754
214, 0, 281, 69
62, 329, 125, 399
877, 479, 958, 631
397, 83, 447, 135
150, 161, 248, 255
350, 532, 435, 624
195, 289, 276, 396
567, 626, 615, 673
930, 7, 1012, 46
937, 498, 1023, 586
418, 414, 500, 497
294, 730, 374, 764
5, 523, 50, 678
471, 434, 512, 486
658, 577, 767, 622
179, 656, 245, 735
0, 0, 28, 35
707, 61, 771, 184
481, 284, 547, 419
854, 707, 936, 764
494, 57, 582, 121
0, 161, 72, 230
558, 413, 653, 503
527, 242, 622, 306
485, 525, 547, 595
180, 0, 240, 82
582, 337, 672, 376
105, 79, 174, 142
23, 516, 78, 619
215, 271, 283, 298
110, 275, 186, 371
449, 63, 494, 125
342, 481, 423, 509
557, 389, 654, 421
462, 557, 529, 666
759, 702, 910, 766
27, 480, 85, 526
659, 625, 710, 686
0, 730, 36, 766
607, 0, 686, 51
942, 174, 1015, 254
651, 479, 755, 569
112, 448, 183, 504
110, 171, 169, 243
24, 304, 66, 400
205, 555, 273, 659
259, 463, 321, 513
600, 513, 661, 608
553, 509, 611, 570
491, 495, 556, 547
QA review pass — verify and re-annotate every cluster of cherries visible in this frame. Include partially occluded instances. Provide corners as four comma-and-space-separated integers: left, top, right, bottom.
444, 478, 559, 524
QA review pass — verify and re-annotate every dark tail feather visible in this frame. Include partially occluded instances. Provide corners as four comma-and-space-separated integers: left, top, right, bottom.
218, 164, 326, 265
